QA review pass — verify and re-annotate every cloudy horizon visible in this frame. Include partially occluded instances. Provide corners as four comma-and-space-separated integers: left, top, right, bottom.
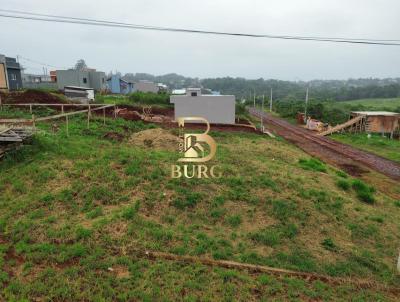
1, 0, 400, 81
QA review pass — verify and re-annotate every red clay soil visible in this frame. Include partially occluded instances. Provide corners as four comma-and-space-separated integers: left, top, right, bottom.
249, 108, 400, 181
1, 90, 67, 104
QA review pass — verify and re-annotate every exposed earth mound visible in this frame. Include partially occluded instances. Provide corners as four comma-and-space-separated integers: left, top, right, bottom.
129, 128, 179, 151
0, 89, 68, 104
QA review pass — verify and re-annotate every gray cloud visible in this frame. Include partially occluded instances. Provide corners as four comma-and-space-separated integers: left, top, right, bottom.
1, 0, 399, 80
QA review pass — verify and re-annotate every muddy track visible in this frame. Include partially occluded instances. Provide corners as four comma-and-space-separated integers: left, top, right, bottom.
249, 108, 400, 181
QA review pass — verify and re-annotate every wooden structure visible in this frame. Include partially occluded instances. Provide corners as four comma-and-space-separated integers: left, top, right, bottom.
319, 115, 366, 136
319, 111, 400, 138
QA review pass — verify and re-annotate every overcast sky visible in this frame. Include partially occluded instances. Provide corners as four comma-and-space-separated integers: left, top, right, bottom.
1, 0, 400, 80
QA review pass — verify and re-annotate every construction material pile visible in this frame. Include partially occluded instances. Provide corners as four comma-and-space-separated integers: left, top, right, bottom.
128, 128, 179, 151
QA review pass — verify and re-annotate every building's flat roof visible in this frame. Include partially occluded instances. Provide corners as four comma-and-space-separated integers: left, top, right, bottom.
352, 111, 400, 116
64, 86, 94, 91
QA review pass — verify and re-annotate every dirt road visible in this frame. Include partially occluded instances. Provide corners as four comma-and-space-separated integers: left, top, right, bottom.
249, 108, 400, 181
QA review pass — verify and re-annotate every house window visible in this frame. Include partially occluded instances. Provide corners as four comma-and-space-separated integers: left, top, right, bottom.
191, 92, 197, 97
83, 77, 87, 84
10, 74, 17, 81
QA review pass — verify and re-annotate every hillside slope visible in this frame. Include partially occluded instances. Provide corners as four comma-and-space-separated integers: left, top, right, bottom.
0, 116, 399, 301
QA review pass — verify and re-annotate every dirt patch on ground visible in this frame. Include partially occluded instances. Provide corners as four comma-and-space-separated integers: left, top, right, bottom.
1, 89, 67, 104
129, 128, 179, 151
339, 163, 369, 177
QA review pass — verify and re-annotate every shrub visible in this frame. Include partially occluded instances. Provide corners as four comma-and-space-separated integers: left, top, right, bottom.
272, 200, 297, 220
225, 215, 242, 227
351, 180, 375, 204
336, 179, 350, 191
394, 201, 400, 207
336, 170, 348, 178
121, 201, 140, 219
249, 228, 281, 246
298, 158, 327, 172
321, 238, 337, 251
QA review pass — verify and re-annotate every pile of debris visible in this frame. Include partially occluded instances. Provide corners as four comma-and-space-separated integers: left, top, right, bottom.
0, 126, 34, 158
128, 128, 179, 151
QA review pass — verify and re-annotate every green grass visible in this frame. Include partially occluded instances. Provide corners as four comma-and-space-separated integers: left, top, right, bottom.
0, 108, 399, 301
328, 98, 400, 111
332, 133, 400, 163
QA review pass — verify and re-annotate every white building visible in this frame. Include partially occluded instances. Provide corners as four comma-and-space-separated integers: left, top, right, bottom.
170, 88, 235, 124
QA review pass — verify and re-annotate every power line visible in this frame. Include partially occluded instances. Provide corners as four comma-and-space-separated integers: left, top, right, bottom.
17, 55, 67, 69
3, 8, 400, 43
0, 10, 400, 46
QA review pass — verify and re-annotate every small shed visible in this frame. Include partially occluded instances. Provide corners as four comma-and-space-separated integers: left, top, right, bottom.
64, 86, 95, 103
351, 111, 400, 136
170, 88, 235, 124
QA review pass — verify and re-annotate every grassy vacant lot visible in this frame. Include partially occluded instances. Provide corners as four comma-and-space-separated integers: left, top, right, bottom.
0, 113, 399, 301
332, 133, 400, 163
328, 98, 400, 111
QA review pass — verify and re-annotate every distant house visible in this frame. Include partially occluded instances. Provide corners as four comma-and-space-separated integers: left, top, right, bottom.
107, 75, 134, 94
170, 88, 235, 124
64, 86, 95, 103
0, 54, 22, 91
56, 69, 106, 92
134, 80, 159, 93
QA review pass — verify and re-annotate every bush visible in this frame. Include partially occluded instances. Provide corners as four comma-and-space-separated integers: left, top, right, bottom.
336, 179, 350, 191
321, 238, 337, 251
351, 180, 375, 204
226, 215, 242, 227
298, 158, 327, 172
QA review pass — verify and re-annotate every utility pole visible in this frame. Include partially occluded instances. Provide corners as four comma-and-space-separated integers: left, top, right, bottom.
261, 94, 265, 132
304, 87, 309, 123
253, 89, 256, 108
269, 88, 273, 112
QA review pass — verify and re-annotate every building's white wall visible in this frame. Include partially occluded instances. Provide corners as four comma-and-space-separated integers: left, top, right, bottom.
170, 95, 235, 124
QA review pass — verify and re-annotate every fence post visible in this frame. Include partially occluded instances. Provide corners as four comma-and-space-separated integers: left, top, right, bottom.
32, 114, 36, 130
103, 108, 106, 125
66, 115, 69, 136
87, 104, 91, 129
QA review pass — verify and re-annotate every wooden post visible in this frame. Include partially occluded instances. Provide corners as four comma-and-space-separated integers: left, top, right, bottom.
32, 114, 36, 130
0, 94, 3, 111
103, 108, 106, 125
66, 115, 69, 136
61, 105, 64, 114
29, 104, 32, 114
114, 105, 117, 119
87, 104, 91, 129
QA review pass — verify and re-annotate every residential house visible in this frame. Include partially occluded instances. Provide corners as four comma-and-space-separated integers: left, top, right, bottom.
0, 55, 7, 92
107, 75, 134, 94
56, 69, 106, 91
170, 88, 235, 124
0, 55, 23, 91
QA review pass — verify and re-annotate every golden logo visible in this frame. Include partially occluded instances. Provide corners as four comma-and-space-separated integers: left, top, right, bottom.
171, 117, 221, 179
177, 117, 216, 163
